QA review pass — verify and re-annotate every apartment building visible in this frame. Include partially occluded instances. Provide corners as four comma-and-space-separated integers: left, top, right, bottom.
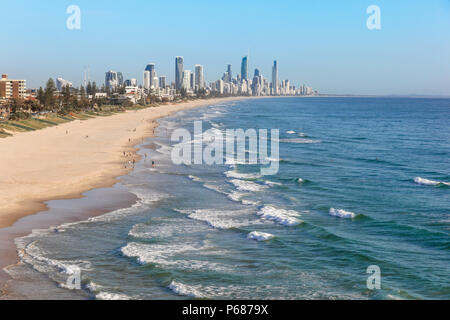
0, 74, 26, 100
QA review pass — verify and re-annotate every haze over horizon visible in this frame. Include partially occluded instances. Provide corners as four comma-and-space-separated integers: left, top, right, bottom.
1, 0, 449, 95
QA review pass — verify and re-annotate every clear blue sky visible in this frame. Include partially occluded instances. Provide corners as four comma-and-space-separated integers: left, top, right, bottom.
1, 0, 449, 95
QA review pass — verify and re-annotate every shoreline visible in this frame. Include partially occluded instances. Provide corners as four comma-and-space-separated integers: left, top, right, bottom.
0, 97, 256, 228
0, 96, 259, 296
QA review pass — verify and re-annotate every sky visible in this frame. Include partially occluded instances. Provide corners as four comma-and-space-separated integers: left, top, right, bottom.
1, 0, 449, 95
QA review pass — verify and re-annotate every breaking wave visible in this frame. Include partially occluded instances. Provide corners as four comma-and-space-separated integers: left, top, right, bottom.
329, 208, 356, 219
414, 177, 450, 187
247, 231, 275, 241
257, 206, 303, 226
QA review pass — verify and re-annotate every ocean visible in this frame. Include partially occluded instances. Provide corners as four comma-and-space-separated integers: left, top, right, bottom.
5, 97, 450, 300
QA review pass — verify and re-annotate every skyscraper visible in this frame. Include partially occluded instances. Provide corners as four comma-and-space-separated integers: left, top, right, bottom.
145, 64, 157, 89
227, 64, 232, 82
117, 72, 124, 87
190, 72, 195, 90
272, 60, 279, 95
105, 70, 118, 90
195, 64, 205, 89
175, 57, 184, 91
241, 56, 248, 81
254, 68, 260, 78
143, 71, 151, 91
159, 76, 167, 89
182, 70, 191, 90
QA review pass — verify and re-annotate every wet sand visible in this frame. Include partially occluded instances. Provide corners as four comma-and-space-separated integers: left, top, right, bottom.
0, 96, 256, 298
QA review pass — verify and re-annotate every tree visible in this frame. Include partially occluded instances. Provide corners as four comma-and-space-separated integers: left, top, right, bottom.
37, 87, 45, 106
44, 78, 56, 110
86, 82, 92, 96
180, 87, 187, 98
62, 84, 71, 107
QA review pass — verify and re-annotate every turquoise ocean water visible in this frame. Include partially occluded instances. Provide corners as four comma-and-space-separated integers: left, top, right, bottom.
8, 97, 450, 300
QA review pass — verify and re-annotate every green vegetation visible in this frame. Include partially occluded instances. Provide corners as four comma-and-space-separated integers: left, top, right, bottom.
0, 76, 222, 139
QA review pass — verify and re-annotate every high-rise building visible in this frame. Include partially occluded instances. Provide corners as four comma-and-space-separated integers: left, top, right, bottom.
0, 74, 26, 100
195, 64, 205, 89
254, 68, 260, 78
182, 70, 192, 90
117, 72, 124, 86
124, 79, 137, 87
105, 71, 119, 90
272, 60, 279, 95
175, 57, 184, 91
190, 72, 195, 90
56, 77, 73, 91
145, 64, 155, 73
227, 64, 232, 82
241, 56, 248, 81
159, 76, 167, 89
145, 64, 157, 89
143, 71, 151, 91
216, 79, 224, 94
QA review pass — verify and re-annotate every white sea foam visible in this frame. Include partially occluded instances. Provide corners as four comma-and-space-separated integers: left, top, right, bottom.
129, 217, 211, 240
257, 206, 303, 226
264, 180, 282, 187
175, 208, 253, 230
188, 175, 203, 182
241, 199, 261, 206
153, 142, 173, 155
414, 177, 450, 186
86, 282, 134, 300
230, 179, 267, 192
121, 242, 231, 272
264, 157, 280, 162
297, 178, 305, 184
329, 208, 356, 219
227, 191, 246, 202
287, 130, 296, 134
227, 191, 260, 206
13, 236, 93, 289
225, 170, 261, 179
168, 281, 203, 298
225, 158, 251, 166
203, 183, 228, 195
247, 231, 275, 241
96, 292, 133, 300
279, 138, 321, 144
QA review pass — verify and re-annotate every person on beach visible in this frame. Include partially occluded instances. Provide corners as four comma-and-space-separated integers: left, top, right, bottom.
152, 160, 155, 168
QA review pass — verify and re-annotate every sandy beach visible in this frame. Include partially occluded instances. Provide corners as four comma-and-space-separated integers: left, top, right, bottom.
0, 97, 256, 295
0, 97, 249, 229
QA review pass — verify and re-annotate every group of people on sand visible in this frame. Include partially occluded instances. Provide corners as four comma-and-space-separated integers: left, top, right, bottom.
123, 151, 155, 169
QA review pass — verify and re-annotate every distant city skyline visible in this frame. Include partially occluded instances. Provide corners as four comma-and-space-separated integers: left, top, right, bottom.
1, 0, 449, 95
